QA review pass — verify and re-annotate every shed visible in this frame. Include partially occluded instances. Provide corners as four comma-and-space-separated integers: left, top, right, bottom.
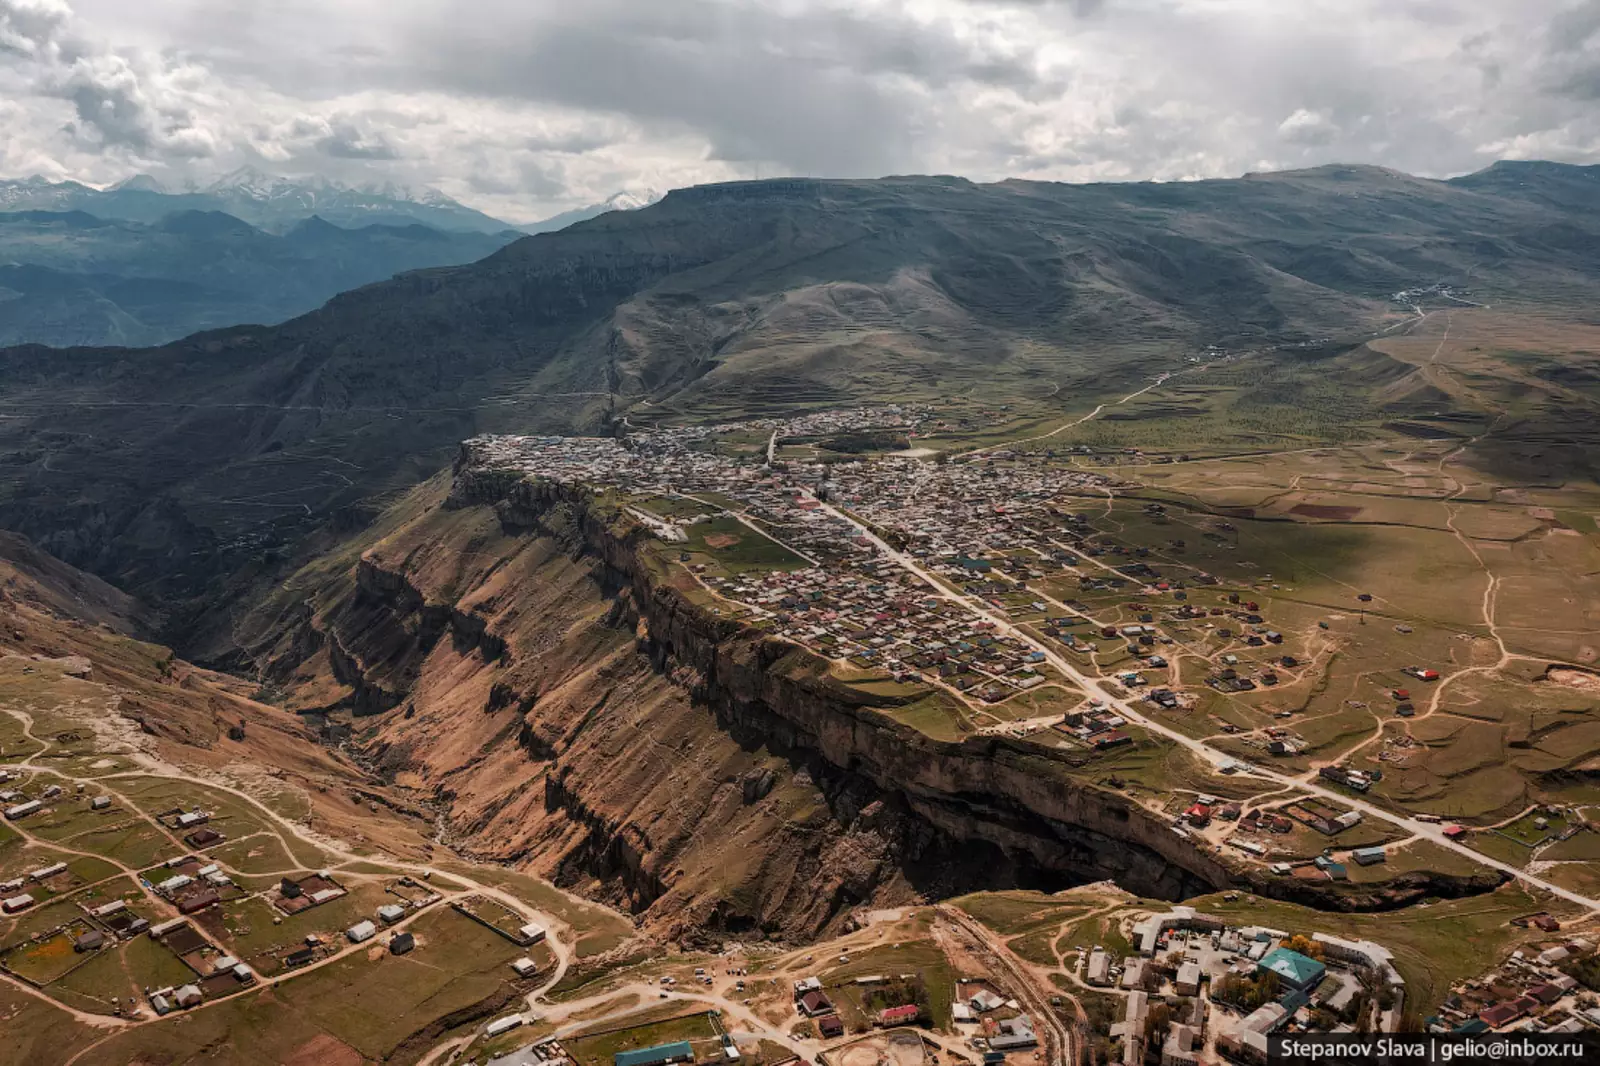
347, 920, 377, 943
389, 932, 416, 956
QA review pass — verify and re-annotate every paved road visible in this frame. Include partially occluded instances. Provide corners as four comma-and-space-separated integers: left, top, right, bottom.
809, 499, 1600, 914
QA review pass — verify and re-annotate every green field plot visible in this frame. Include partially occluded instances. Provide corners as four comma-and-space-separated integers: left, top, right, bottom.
567, 1012, 723, 1066
2, 925, 93, 985
48, 935, 196, 1015
630, 495, 721, 521
0, 897, 84, 950
22, 801, 129, 846
208, 834, 297, 875
879, 692, 972, 742
0, 982, 100, 1065
433, 863, 633, 960
63, 818, 171, 869
679, 515, 810, 575
200, 881, 391, 975
954, 890, 1090, 936
817, 925, 954, 1026
1541, 830, 1600, 862
253, 906, 530, 1060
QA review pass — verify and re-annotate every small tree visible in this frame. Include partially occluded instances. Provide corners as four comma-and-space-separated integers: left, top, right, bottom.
1285, 935, 1325, 961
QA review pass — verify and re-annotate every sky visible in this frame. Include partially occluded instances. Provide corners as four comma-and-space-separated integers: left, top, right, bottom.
1, 0, 1598, 224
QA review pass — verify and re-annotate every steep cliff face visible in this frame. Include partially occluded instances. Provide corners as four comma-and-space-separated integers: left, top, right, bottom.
244, 461, 1497, 943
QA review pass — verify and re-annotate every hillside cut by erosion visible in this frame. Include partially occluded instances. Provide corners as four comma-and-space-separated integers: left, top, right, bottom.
233, 447, 1504, 945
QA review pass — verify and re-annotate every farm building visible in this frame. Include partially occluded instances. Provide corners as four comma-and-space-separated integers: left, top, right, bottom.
1352, 847, 1387, 866
1257, 948, 1326, 993
347, 920, 377, 943
989, 1015, 1036, 1050
878, 1004, 921, 1027
614, 1041, 695, 1066
798, 990, 834, 1016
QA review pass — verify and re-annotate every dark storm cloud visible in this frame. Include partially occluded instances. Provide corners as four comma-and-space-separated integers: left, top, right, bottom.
4, 0, 1600, 222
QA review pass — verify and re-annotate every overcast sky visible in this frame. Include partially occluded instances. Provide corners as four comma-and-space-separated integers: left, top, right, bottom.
2, 0, 1598, 223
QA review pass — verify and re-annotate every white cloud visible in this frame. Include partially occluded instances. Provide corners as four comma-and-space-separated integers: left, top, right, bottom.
2, 0, 1599, 223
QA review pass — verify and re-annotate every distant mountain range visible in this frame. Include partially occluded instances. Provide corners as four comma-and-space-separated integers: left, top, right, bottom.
0, 170, 667, 346
0, 170, 665, 236
0, 209, 518, 347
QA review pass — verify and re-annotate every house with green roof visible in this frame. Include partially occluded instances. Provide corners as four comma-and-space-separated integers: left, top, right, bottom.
615, 1042, 695, 1066
1257, 947, 1327, 993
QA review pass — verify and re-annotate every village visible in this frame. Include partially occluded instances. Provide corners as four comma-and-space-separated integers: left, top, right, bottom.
453, 885, 1600, 1066
0, 758, 559, 1026
461, 410, 1503, 876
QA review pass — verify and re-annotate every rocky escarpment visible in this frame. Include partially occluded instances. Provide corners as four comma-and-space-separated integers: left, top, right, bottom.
250, 460, 1503, 942
452, 465, 1506, 911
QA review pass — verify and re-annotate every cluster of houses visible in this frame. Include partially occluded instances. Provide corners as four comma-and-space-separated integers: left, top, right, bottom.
1081, 907, 1409, 1065
463, 420, 1126, 713
704, 567, 1052, 698
0, 858, 77, 915
158, 807, 226, 849
950, 981, 1038, 1055
1051, 701, 1135, 752
272, 872, 348, 915
145, 918, 256, 1015
148, 854, 235, 915
1433, 921, 1600, 1035
793, 975, 847, 1039
826, 454, 1112, 566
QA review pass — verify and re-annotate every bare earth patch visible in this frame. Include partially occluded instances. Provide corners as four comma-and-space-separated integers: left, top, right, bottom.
284, 1034, 364, 1066
1548, 668, 1600, 694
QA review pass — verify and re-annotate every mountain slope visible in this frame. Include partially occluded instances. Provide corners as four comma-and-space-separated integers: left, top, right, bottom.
0, 209, 518, 347
1, 163, 1598, 652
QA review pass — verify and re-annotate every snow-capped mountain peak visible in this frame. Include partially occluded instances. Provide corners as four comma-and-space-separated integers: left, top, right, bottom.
602, 188, 664, 212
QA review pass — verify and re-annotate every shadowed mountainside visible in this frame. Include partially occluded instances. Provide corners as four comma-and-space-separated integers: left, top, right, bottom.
0, 210, 518, 347
2, 162, 1598, 655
